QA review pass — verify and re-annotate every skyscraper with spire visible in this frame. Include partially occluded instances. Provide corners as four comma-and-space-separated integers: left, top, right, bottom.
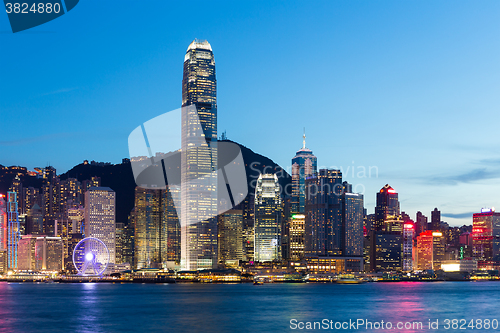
181, 39, 218, 270
291, 131, 317, 214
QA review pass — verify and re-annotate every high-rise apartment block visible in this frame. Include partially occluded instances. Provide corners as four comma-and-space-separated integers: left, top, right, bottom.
84, 187, 116, 264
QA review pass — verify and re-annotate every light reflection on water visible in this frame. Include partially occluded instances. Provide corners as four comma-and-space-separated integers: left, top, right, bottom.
0, 281, 499, 332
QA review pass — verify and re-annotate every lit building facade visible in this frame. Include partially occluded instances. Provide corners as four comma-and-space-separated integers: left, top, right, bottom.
181, 39, 218, 270
218, 210, 243, 265
305, 169, 343, 256
84, 187, 116, 264
35, 236, 63, 271
472, 209, 500, 262
17, 234, 37, 271
416, 230, 445, 271
374, 185, 400, 232
0, 194, 6, 250
133, 188, 162, 269
370, 232, 402, 271
343, 193, 364, 257
289, 214, 305, 260
402, 222, 414, 271
161, 188, 181, 264
7, 191, 20, 269
254, 174, 282, 262
133, 187, 180, 269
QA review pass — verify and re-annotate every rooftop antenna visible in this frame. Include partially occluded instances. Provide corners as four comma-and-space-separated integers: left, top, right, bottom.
302, 128, 306, 149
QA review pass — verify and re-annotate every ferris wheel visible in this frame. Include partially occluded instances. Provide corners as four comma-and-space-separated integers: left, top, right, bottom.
72, 237, 110, 276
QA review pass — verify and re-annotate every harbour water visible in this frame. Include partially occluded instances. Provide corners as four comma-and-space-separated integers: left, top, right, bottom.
1, 281, 499, 332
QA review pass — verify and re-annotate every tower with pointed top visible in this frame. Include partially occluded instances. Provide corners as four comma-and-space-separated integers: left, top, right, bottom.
291, 131, 317, 214
181, 39, 218, 270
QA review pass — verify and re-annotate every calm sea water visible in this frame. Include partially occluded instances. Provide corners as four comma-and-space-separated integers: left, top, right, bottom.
1, 281, 499, 332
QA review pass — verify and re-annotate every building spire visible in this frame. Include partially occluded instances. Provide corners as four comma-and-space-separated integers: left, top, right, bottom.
302, 128, 306, 149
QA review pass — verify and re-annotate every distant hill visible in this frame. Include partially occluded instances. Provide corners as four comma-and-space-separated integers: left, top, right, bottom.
58, 140, 291, 224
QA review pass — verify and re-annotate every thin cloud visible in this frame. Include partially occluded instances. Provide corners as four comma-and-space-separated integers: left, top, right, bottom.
479, 157, 500, 165
430, 168, 500, 185
442, 212, 475, 219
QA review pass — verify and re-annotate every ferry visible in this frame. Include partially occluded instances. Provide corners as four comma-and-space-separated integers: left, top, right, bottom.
335, 274, 364, 284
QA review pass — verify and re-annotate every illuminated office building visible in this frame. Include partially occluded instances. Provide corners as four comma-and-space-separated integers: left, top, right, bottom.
0, 194, 6, 250
67, 205, 85, 234
305, 169, 343, 256
7, 191, 20, 269
218, 210, 243, 265
472, 208, 500, 262
23, 187, 41, 217
115, 222, 125, 264
35, 236, 63, 271
416, 230, 445, 271
402, 222, 414, 271
161, 188, 181, 264
133, 188, 162, 269
374, 185, 400, 232
370, 232, 402, 271
17, 234, 37, 271
431, 208, 441, 231
181, 39, 218, 270
66, 233, 83, 272
42, 166, 58, 235
289, 213, 305, 260
254, 174, 282, 262
291, 133, 317, 214
133, 187, 180, 269
84, 187, 116, 264
343, 193, 364, 257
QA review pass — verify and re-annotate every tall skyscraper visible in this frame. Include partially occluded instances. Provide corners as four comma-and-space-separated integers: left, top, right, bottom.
254, 174, 282, 262
181, 39, 218, 270
132, 187, 181, 269
472, 208, 500, 262
161, 188, 181, 264
416, 211, 428, 236
402, 222, 414, 271
133, 188, 162, 269
291, 133, 317, 214
0, 194, 7, 250
42, 166, 58, 235
374, 184, 400, 232
84, 187, 116, 264
431, 208, 441, 231
343, 192, 364, 257
7, 191, 20, 269
305, 169, 343, 256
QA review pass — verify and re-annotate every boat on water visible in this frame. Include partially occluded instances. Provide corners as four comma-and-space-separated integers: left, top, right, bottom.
335, 274, 364, 284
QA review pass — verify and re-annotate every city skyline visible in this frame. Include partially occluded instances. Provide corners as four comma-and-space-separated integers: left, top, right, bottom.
2, 1, 500, 227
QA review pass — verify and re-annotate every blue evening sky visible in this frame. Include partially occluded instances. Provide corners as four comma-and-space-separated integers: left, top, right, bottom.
1, 1, 499, 226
